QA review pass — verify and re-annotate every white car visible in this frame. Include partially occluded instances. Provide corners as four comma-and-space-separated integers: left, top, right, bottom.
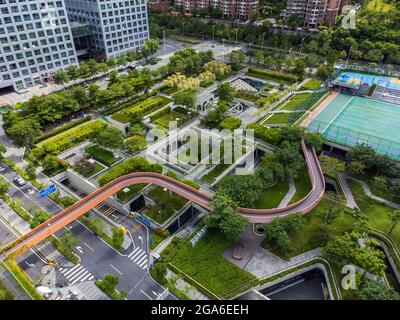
13, 175, 26, 186
0, 166, 5, 172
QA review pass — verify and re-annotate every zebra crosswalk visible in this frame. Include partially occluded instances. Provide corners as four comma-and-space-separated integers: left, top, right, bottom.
59, 264, 95, 285
127, 247, 148, 270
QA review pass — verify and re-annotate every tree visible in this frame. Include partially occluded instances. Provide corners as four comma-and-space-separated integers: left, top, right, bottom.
42, 155, 61, 172
112, 228, 125, 250
97, 274, 119, 294
204, 60, 231, 78
141, 39, 160, 60
216, 83, 235, 103
230, 50, 245, 65
274, 141, 304, 179
53, 70, 69, 88
173, 90, 196, 109
304, 131, 324, 152
30, 209, 51, 229
357, 279, 400, 300
0, 177, 10, 199
319, 155, 346, 178
219, 175, 263, 208
201, 101, 228, 128
346, 144, 377, 172
93, 126, 124, 151
205, 193, 246, 240
25, 164, 37, 181
372, 175, 388, 191
389, 210, 400, 234
348, 161, 366, 176
0, 143, 5, 159
59, 232, 78, 255
66, 65, 80, 82
255, 166, 274, 187
254, 51, 264, 65
6, 119, 41, 148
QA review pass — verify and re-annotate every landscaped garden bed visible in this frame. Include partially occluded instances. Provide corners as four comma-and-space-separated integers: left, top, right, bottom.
37, 120, 108, 155
85, 145, 121, 166
202, 164, 231, 184
247, 67, 298, 84
111, 96, 171, 124
116, 184, 147, 203
162, 230, 256, 297
145, 186, 188, 224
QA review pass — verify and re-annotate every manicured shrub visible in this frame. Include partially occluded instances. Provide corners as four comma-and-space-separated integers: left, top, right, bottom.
219, 116, 242, 131
38, 120, 108, 155
248, 67, 298, 83
97, 156, 162, 186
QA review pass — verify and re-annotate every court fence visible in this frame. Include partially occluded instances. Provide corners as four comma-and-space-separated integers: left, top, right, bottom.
308, 118, 400, 160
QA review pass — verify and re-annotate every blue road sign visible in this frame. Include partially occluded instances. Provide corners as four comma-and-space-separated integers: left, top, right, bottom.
39, 184, 57, 198
137, 215, 150, 226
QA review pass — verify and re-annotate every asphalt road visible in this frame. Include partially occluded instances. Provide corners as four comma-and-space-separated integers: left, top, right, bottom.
0, 161, 174, 300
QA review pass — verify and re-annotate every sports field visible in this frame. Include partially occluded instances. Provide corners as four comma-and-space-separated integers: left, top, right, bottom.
309, 93, 400, 159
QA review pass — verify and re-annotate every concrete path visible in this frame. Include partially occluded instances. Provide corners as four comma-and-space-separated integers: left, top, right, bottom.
244, 247, 321, 278
348, 176, 400, 210
278, 176, 296, 208
338, 172, 358, 209
223, 224, 264, 269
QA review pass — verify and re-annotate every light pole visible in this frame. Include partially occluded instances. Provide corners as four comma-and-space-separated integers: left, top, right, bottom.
299, 37, 305, 54
163, 30, 166, 54
261, 32, 266, 50
235, 28, 239, 45
212, 25, 215, 42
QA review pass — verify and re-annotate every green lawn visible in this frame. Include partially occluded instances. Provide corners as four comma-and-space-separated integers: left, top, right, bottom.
201, 164, 230, 184
154, 111, 190, 128
289, 167, 312, 204
145, 187, 188, 224
299, 79, 323, 91
167, 231, 256, 296
116, 184, 146, 203
255, 179, 289, 209
276, 93, 312, 111
262, 113, 291, 125
85, 145, 121, 166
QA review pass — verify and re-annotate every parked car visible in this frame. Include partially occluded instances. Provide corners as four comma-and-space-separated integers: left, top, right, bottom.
13, 175, 26, 186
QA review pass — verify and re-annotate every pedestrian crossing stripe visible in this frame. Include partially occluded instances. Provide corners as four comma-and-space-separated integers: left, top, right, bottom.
59, 264, 95, 285
127, 247, 148, 269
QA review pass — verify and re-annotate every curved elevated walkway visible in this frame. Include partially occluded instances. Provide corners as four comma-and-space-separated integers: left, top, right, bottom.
1, 140, 325, 258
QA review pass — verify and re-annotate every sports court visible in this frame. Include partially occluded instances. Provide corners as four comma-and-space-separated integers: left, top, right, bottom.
308, 93, 400, 159
332, 72, 400, 90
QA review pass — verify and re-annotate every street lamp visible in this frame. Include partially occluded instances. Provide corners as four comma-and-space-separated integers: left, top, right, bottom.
261, 32, 266, 50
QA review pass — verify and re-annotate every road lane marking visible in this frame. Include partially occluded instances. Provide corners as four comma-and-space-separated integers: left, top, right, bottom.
83, 242, 95, 252
140, 289, 153, 300
109, 264, 123, 276
127, 247, 140, 258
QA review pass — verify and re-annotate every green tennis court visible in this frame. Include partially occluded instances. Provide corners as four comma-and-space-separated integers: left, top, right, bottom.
308, 93, 400, 159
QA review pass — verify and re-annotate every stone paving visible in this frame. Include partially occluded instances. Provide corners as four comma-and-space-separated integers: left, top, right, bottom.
244, 247, 321, 278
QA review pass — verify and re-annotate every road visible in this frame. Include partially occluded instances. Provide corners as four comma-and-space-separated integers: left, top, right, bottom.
0, 161, 172, 300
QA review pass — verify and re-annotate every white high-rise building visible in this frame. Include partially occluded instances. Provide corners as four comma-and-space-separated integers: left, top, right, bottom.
65, 0, 150, 58
0, 0, 78, 91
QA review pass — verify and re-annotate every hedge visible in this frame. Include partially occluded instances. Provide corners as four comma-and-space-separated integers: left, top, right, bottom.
149, 106, 171, 122
3, 258, 44, 300
97, 156, 162, 186
38, 120, 108, 155
111, 96, 171, 124
248, 67, 298, 83
101, 92, 156, 116
219, 116, 242, 131
33, 116, 91, 144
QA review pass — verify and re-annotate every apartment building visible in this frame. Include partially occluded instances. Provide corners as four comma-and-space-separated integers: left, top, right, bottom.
174, 0, 259, 21
65, 0, 149, 58
0, 0, 78, 91
283, 0, 351, 27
